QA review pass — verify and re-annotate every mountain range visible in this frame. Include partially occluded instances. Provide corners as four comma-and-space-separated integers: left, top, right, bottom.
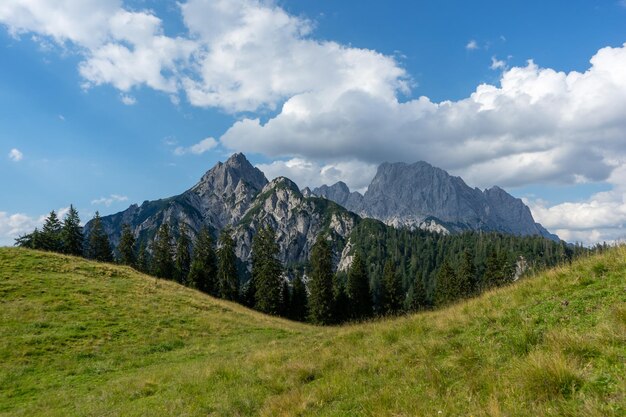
91, 153, 558, 269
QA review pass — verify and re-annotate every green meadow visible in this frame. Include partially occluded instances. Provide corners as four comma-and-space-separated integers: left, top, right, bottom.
0, 247, 624, 416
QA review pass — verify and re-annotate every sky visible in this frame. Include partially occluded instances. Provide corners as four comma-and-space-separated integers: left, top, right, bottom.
1, 0, 626, 246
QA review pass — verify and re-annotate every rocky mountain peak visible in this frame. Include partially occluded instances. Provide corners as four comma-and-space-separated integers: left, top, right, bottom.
262, 176, 302, 196
193, 153, 267, 196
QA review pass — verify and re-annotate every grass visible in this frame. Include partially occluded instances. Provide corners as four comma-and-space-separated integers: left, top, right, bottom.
0, 247, 624, 416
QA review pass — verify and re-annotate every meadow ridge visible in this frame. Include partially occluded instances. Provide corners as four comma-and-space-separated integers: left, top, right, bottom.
0, 247, 624, 416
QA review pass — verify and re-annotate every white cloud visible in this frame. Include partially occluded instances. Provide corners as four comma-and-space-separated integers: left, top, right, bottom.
174, 137, 218, 156
490, 56, 506, 70
0, 207, 71, 247
0, 212, 40, 246
58, 114, 65, 121
91, 194, 128, 207
8, 148, 23, 162
120, 94, 136, 105
466, 39, 479, 50
256, 158, 377, 193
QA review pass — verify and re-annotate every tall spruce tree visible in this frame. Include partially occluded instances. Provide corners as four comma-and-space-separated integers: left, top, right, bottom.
61, 205, 83, 256
252, 225, 282, 315
152, 223, 174, 279
87, 212, 113, 262
188, 226, 218, 294
346, 251, 372, 320
117, 223, 136, 267
174, 224, 192, 284
380, 259, 403, 315
434, 259, 457, 306
408, 274, 428, 311
457, 248, 476, 297
289, 273, 308, 321
332, 273, 349, 323
41, 210, 62, 252
217, 228, 238, 301
308, 234, 335, 324
136, 241, 150, 273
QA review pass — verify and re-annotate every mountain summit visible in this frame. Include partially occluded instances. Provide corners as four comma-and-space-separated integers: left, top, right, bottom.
92, 153, 558, 269
314, 160, 557, 240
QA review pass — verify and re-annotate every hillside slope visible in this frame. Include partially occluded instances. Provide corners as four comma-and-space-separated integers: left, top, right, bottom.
0, 248, 624, 416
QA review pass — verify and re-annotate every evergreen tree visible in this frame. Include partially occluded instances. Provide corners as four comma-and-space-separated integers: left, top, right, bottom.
117, 223, 136, 267
434, 259, 456, 306
289, 273, 308, 321
152, 223, 174, 279
332, 273, 349, 323
87, 212, 113, 262
188, 226, 218, 294
174, 224, 192, 284
308, 234, 335, 324
346, 251, 372, 320
15, 228, 42, 249
252, 225, 282, 315
408, 274, 428, 311
380, 259, 403, 315
137, 241, 150, 273
279, 280, 291, 317
40, 210, 62, 252
217, 228, 238, 301
61, 205, 83, 256
457, 248, 476, 297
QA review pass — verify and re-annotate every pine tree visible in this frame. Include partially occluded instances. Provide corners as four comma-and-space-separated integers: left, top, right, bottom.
332, 273, 349, 323
61, 205, 83, 256
434, 259, 456, 306
87, 212, 113, 262
152, 223, 174, 279
457, 248, 476, 297
380, 259, 403, 315
40, 210, 62, 252
252, 225, 282, 315
117, 223, 136, 267
408, 273, 428, 311
188, 226, 218, 294
217, 228, 238, 300
289, 273, 308, 321
346, 251, 372, 320
174, 224, 192, 284
137, 241, 150, 273
308, 234, 335, 324
15, 228, 42, 249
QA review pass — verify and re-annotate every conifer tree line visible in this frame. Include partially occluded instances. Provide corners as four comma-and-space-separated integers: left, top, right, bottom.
16, 206, 594, 325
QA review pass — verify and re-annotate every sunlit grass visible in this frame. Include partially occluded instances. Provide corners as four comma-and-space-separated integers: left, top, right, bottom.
1, 247, 624, 416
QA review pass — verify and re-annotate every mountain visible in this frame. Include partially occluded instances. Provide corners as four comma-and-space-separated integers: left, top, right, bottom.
91, 153, 357, 266
2, 246, 623, 415
313, 160, 558, 240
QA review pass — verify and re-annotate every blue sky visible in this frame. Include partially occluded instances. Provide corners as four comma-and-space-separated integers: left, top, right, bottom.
1, 0, 626, 245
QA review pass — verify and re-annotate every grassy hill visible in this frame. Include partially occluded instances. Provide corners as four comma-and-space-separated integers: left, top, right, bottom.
0, 247, 624, 416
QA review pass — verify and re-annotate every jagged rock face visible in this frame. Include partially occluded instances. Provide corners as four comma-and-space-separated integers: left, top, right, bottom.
315, 161, 558, 240
91, 155, 357, 267
92, 153, 268, 251
234, 177, 357, 265
312, 181, 363, 211
187, 152, 268, 228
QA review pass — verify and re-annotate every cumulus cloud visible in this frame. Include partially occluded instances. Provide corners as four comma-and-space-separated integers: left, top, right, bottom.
0, 212, 39, 246
120, 94, 136, 105
490, 56, 506, 70
256, 158, 377, 193
8, 148, 23, 162
91, 194, 128, 207
0, 207, 71, 246
174, 137, 218, 155
466, 39, 479, 50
